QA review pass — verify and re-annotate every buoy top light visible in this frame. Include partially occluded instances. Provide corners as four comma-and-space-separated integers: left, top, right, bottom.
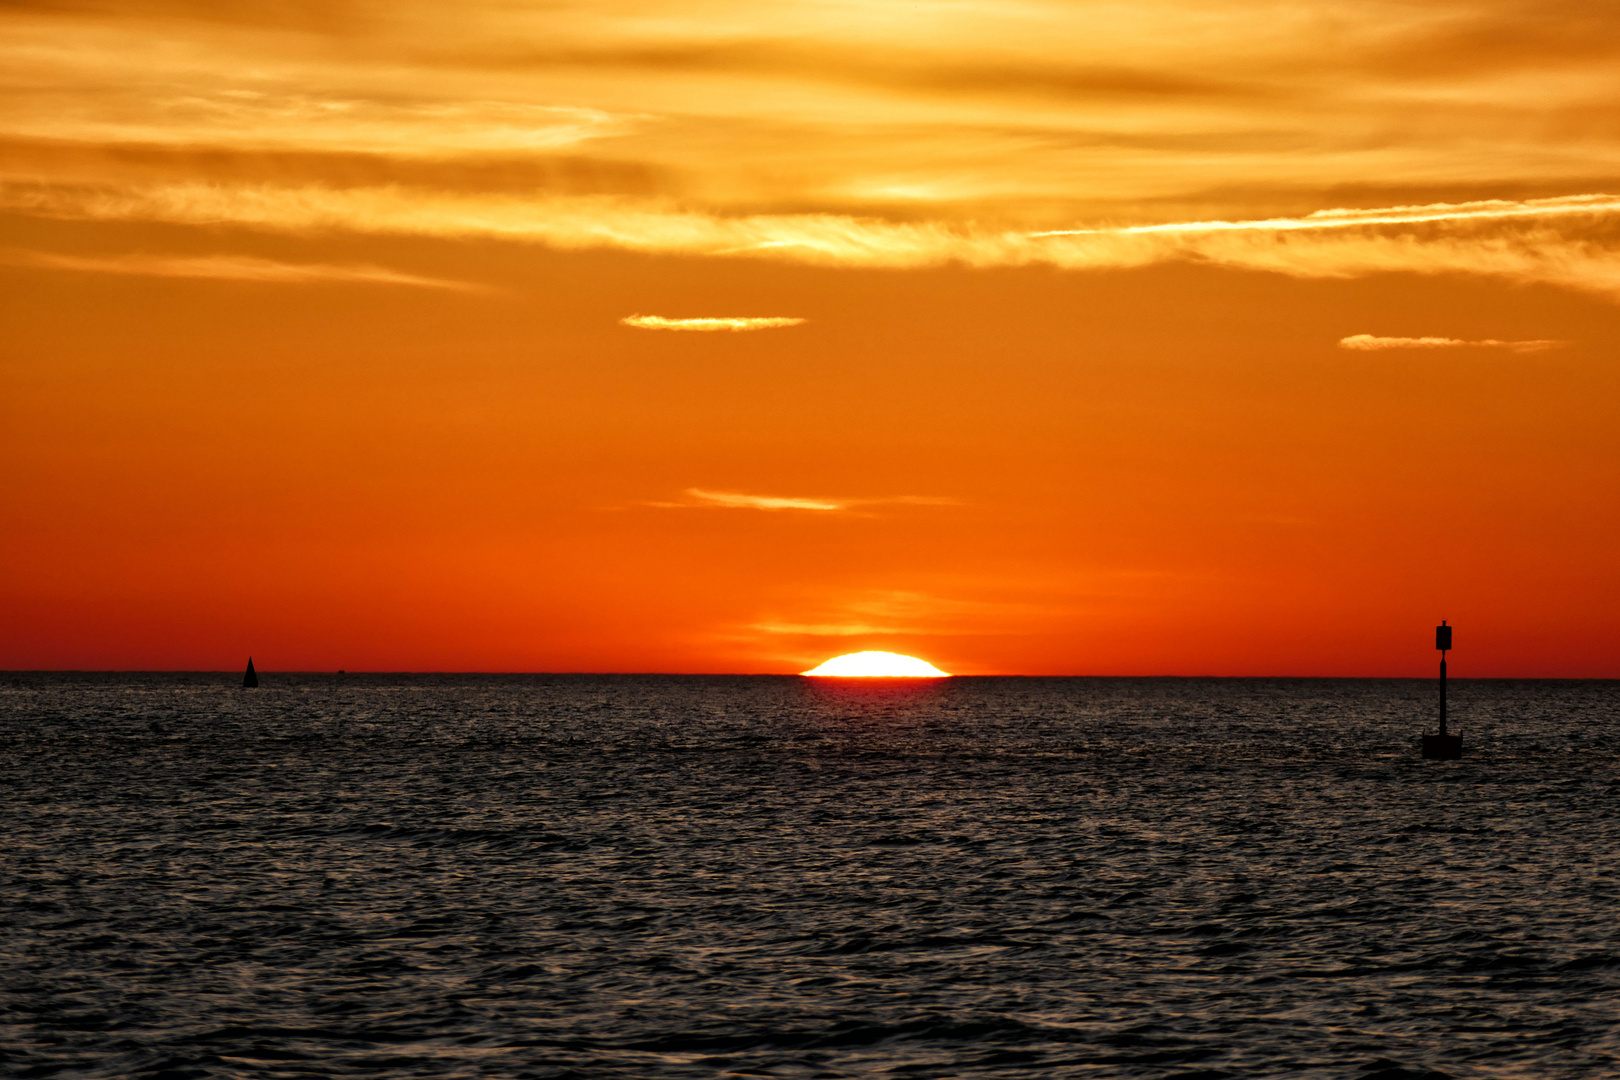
1436, 621, 1451, 652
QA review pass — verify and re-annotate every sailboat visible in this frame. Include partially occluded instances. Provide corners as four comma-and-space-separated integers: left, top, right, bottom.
243, 657, 258, 688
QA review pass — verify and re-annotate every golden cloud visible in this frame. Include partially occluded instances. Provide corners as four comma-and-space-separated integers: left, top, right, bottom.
9, 1, 1620, 298
9, 182, 1620, 298
686, 489, 845, 511
1339, 334, 1568, 352
1, 248, 488, 290
621, 315, 805, 331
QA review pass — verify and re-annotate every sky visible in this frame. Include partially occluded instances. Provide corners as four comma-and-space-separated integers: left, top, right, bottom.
2, 0, 1617, 675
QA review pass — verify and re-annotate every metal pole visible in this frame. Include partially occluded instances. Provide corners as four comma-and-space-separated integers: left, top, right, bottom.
1439, 653, 1447, 736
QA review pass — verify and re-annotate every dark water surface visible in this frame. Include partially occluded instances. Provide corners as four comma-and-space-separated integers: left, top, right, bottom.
3, 675, 1617, 1079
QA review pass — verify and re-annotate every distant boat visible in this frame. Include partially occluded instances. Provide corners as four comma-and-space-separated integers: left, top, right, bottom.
243, 658, 258, 688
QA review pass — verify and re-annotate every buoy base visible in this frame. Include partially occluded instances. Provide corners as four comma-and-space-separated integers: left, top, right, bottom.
1421, 734, 1463, 760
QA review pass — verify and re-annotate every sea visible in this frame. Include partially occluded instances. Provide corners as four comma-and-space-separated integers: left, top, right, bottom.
2, 674, 1617, 1080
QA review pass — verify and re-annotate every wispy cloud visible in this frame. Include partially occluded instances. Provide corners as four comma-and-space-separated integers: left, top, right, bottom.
1032, 195, 1620, 239
1, 249, 488, 291
622, 315, 806, 331
1339, 334, 1568, 352
667, 489, 958, 512
751, 622, 905, 637
738, 589, 1036, 644
12, 183, 1620, 299
13, 0, 1620, 284
686, 489, 844, 511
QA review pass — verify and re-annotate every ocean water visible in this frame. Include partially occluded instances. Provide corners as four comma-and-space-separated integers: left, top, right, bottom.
2, 674, 1617, 1080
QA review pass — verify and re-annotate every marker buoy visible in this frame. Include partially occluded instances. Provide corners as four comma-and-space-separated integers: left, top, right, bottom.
1420, 622, 1461, 759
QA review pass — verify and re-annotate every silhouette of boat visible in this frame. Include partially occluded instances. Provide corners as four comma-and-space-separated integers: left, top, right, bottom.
243, 658, 258, 688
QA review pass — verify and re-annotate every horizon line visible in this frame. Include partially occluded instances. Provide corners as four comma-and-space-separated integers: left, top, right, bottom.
2, 670, 1613, 681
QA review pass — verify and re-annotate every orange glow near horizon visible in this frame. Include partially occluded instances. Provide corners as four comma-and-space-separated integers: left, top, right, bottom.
2, 1, 1618, 676
803, 652, 950, 678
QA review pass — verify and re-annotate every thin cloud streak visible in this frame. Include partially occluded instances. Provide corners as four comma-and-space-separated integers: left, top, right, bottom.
662, 489, 959, 512
1031, 195, 1620, 238
1, 248, 488, 291
751, 622, 912, 637
2, 92, 632, 159
622, 315, 805, 331
1339, 334, 1568, 352
687, 489, 844, 511
10, 182, 1620, 298
730, 590, 1047, 655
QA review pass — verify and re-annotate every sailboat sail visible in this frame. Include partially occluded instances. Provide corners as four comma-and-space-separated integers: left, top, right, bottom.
243, 658, 258, 688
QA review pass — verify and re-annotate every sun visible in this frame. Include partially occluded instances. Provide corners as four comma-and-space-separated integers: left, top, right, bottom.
801, 651, 950, 677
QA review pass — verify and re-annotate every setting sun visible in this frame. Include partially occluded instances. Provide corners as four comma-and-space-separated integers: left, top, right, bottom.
801, 652, 950, 677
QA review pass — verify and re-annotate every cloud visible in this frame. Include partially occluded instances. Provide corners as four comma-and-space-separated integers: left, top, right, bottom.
1031, 194, 1620, 239
7, 0, 1620, 300
751, 622, 906, 637
621, 314, 805, 331
686, 489, 845, 511
4, 93, 632, 159
1339, 334, 1568, 352
11, 181, 1620, 299
669, 489, 959, 512
12, 0, 1620, 256
1, 248, 488, 291
735, 589, 1038, 647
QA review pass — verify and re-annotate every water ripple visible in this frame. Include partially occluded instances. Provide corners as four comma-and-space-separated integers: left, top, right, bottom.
1, 674, 1616, 1078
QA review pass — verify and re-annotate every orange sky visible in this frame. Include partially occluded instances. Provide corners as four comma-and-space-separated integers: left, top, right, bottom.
3, 0, 1617, 674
